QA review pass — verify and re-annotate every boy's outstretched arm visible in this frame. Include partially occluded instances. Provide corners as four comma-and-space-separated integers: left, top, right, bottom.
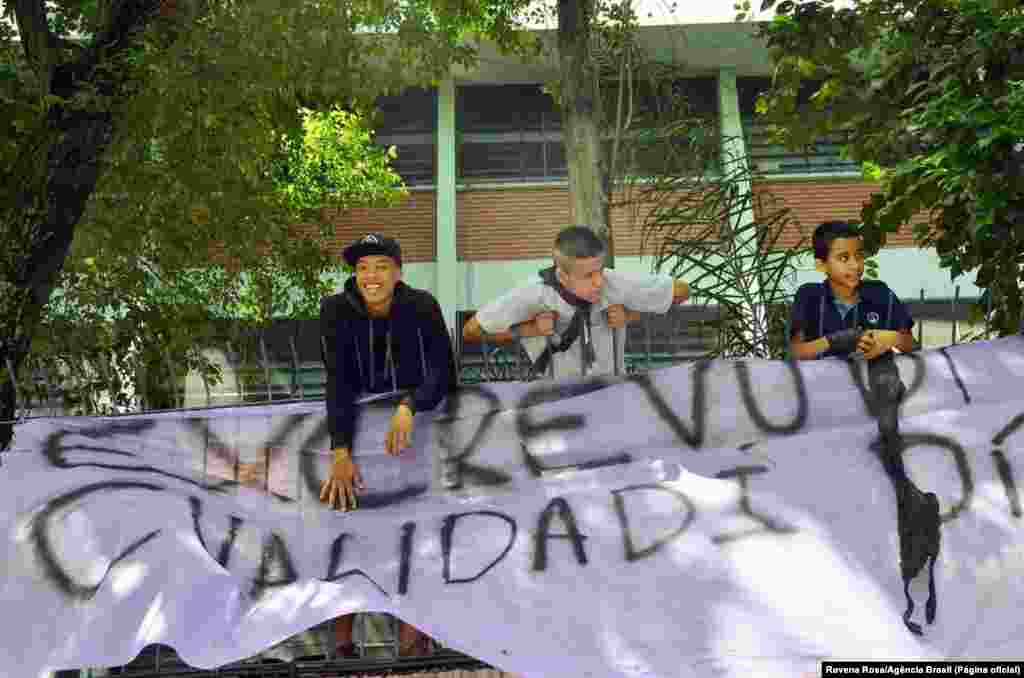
462, 313, 555, 344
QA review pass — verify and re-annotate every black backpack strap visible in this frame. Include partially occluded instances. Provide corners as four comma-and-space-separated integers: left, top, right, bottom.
530, 267, 595, 378
926, 553, 938, 624
925, 491, 940, 624
901, 552, 939, 636
903, 576, 921, 636
530, 309, 586, 378
898, 486, 941, 636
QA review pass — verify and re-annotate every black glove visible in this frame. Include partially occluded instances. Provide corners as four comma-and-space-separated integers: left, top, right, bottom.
826, 327, 864, 354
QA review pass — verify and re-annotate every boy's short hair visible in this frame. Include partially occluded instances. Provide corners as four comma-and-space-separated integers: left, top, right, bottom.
812, 221, 862, 261
554, 226, 606, 274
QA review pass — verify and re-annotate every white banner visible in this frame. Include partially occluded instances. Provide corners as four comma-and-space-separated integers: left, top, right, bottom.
3, 338, 1024, 678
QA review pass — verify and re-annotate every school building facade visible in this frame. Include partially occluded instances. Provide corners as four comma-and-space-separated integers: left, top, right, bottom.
314, 21, 979, 337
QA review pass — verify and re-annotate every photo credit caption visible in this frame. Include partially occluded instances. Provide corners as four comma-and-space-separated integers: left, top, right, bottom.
822, 662, 1023, 676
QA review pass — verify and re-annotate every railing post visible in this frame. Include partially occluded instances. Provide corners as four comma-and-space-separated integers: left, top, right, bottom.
645, 313, 653, 372
952, 285, 960, 345
546, 335, 555, 380
452, 328, 463, 386
918, 288, 925, 348
481, 332, 492, 382
612, 327, 621, 377
288, 334, 303, 400
95, 351, 115, 414
198, 355, 212, 409
5, 355, 19, 417
513, 334, 522, 381
160, 344, 179, 409
226, 340, 244, 404
2, 356, 18, 464
985, 288, 993, 337
259, 330, 272, 403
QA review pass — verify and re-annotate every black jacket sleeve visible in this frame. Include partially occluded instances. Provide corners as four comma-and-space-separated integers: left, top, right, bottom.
321, 295, 360, 450
409, 293, 456, 413
790, 284, 813, 339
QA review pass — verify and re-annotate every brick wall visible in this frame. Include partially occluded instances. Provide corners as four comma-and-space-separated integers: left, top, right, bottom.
457, 187, 571, 261
321, 192, 437, 263
310, 178, 923, 263
753, 178, 919, 249
456, 185, 686, 260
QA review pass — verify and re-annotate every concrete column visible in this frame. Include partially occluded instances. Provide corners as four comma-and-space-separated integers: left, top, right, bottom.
717, 66, 751, 192
435, 78, 459, 335
717, 66, 765, 354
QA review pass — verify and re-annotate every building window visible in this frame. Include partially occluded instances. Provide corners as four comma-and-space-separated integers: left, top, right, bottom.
457, 84, 567, 183
373, 88, 436, 186
737, 77, 858, 176
621, 77, 719, 177
455, 78, 719, 183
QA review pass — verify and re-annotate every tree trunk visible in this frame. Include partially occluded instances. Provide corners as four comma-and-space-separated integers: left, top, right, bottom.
1, 104, 115, 451
0, 348, 18, 454
0, 0, 170, 451
558, 0, 611, 250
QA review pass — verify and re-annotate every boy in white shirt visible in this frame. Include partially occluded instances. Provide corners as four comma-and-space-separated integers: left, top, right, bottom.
462, 226, 689, 378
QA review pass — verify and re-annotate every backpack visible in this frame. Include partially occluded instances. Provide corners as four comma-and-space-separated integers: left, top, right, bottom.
895, 478, 941, 635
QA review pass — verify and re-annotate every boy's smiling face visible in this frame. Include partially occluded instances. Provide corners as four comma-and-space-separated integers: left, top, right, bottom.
816, 236, 865, 293
355, 255, 401, 308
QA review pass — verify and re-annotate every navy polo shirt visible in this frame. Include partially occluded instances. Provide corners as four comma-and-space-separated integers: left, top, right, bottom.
789, 280, 914, 358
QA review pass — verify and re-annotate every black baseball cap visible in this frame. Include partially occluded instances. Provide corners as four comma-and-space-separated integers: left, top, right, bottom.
343, 233, 402, 267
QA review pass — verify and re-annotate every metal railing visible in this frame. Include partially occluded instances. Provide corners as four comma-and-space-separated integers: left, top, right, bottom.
0, 287, 1000, 428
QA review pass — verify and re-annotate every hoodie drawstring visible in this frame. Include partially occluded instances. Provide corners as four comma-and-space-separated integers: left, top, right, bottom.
353, 328, 366, 386
368, 318, 375, 390
352, 301, 431, 397
386, 327, 397, 392
819, 288, 826, 339
417, 328, 428, 382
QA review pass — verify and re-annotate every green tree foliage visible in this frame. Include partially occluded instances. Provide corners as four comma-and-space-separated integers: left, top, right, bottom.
750, 0, 1024, 335
0, 0, 534, 433
16, 104, 408, 414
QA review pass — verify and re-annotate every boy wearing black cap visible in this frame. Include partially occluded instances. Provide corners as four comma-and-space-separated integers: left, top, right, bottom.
319, 233, 454, 657
319, 232, 455, 510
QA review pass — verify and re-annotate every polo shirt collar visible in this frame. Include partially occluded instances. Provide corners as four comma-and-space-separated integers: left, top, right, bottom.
823, 280, 862, 305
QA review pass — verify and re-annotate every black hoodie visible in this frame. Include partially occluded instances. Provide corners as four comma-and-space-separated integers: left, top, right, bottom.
320, 279, 456, 450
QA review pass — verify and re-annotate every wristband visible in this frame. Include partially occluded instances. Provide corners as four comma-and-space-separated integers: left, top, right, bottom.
333, 447, 351, 463
399, 396, 416, 416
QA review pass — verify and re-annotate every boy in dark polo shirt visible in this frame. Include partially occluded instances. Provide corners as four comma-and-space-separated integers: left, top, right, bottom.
790, 222, 941, 636
789, 221, 915, 361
